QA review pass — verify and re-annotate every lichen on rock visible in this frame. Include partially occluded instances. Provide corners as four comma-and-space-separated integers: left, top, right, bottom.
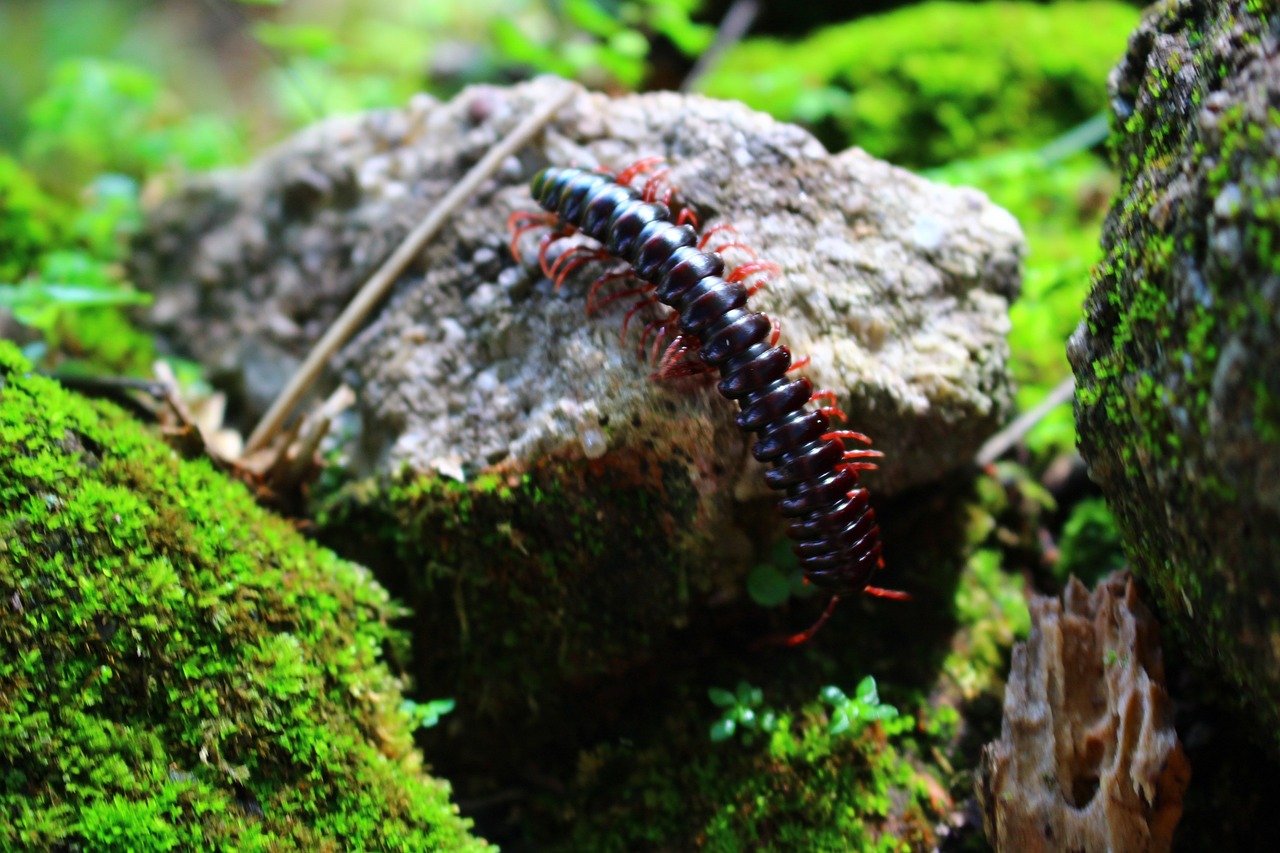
0, 341, 485, 850
1067, 0, 1280, 746
978, 572, 1190, 853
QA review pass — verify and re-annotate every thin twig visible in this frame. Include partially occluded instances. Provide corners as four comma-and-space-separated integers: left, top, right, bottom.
975, 374, 1076, 467
680, 0, 760, 93
245, 82, 577, 454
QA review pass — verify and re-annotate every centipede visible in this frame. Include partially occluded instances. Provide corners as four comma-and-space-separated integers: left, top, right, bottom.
509, 159, 904, 644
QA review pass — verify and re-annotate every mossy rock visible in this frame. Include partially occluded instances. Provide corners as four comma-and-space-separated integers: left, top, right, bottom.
700, 0, 1141, 167
1069, 1, 1280, 748
319, 449, 733, 717
0, 341, 486, 851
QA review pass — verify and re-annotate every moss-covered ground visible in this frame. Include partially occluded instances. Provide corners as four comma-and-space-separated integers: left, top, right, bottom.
0, 341, 486, 851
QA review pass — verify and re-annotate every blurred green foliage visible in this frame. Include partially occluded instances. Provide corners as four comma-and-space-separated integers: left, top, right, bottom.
1055, 496, 1126, 586
23, 58, 244, 193
700, 1, 1139, 167
1, 152, 155, 373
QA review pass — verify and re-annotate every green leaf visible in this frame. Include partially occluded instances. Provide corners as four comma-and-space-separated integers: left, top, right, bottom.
710, 718, 735, 742
401, 697, 456, 730
855, 675, 878, 704
746, 562, 792, 607
708, 687, 735, 707
819, 685, 846, 704
0, 281, 151, 311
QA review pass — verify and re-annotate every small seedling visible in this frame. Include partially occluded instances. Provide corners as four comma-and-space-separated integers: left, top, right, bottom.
820, 676, 899, 735
708, 681, 778, 744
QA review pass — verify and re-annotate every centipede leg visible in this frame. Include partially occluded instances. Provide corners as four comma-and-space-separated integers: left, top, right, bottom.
749, 595, 844, 650
538, 225, 576, 279
651, 334, 713, 380
507, 210, 557, 262
620, 295, 660, 346
811, 390, 848, 423
615, 156, 666, 186
551, 246, 614, 290
727, 260, 782, 297
586, 271, 643, 314
641, 168, 672, 204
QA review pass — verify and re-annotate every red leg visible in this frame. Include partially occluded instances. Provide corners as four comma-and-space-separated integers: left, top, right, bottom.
675, 207, 700, 230
651, 335, 713, 380
641, 168, 672, 203
621, 295, 659, 345
823, 430, 873, 445
506, 211, 557, 263
864, 586, 910, 601
697, 223, 739, 250
589, 281, 653, 315
727, 260, 782, 297
708, 240, 757, 259
551, 246, 613, 290
782, 595, 843, 647
616, 156, 666, 187
538, 225, 575, 279
788, 355, 811, 373
586, 271, 642, 314
638, 314, 670, 361
811, 390, 848, 423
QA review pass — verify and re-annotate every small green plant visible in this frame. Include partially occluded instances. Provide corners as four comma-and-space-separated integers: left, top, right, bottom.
708, 681, 778, 744
400, 697, 456, 730
744, 538, 815, 607
819, 676, 900, 736
1055, 496, 1126, 585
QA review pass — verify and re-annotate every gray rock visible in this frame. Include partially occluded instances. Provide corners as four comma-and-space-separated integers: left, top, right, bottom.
131, 77, 1024, 499
1068, 0, 1280, 745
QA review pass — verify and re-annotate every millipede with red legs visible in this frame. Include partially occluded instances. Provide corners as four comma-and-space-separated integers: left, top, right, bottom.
513, 161, 903, 644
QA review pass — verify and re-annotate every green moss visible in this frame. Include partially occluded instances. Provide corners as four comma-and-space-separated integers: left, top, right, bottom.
943, 548, 1030, 701
540, 686, 942, 853
700, 1, 1140, 167
0, 341, 485, 851
317, 442, 730, 723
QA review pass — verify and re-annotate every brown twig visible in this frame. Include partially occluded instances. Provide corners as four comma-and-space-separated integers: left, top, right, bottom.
245, 81, 577, 454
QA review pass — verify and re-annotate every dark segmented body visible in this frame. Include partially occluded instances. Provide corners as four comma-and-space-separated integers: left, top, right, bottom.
529, 166, 883, 597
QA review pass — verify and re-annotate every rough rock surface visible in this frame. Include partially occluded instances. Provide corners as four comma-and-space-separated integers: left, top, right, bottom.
1067, 1, 1280, 744
978, 572, 1190, 853
132, 76, 1023, 498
